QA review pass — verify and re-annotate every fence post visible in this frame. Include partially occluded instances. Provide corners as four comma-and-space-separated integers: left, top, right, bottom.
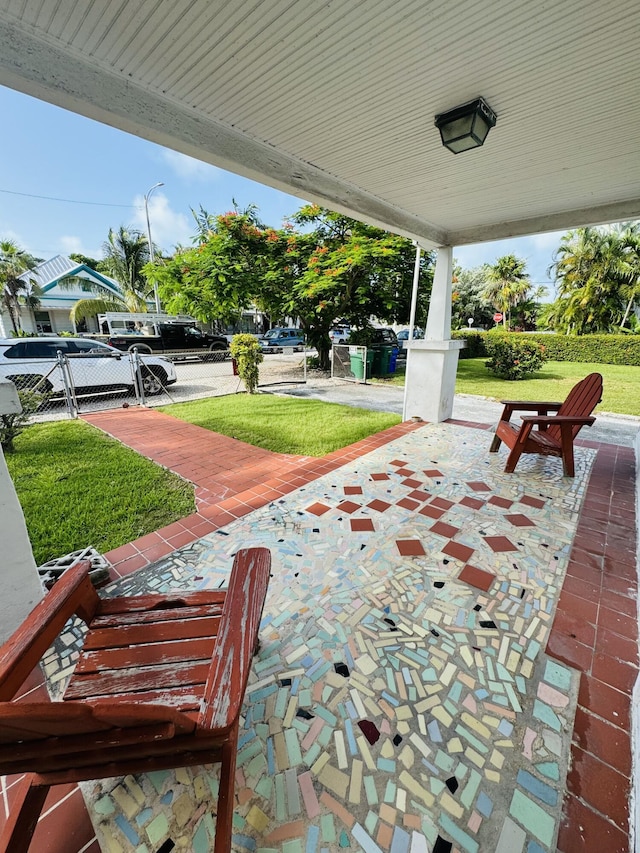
132, 348, 145, 406
57, 351, 78, 419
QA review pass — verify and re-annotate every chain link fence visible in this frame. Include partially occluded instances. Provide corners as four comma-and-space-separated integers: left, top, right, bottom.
4, 348, 312, 421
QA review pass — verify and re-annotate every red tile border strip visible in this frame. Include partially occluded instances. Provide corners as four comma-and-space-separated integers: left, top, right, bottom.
552, 443, 638, 852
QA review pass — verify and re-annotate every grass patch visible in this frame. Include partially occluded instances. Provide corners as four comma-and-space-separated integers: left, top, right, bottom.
382, 359, 640, 416
160, 394, 401, 455
455, 359, 640, 416
7, 420, 195, 565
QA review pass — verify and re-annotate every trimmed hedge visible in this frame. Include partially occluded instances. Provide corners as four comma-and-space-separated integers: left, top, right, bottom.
452, 330, 640, 366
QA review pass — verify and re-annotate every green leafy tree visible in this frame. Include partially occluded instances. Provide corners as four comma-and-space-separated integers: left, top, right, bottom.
149, 204, 433, 369
229, 333, 263, 393
451, 263, 494, 329
0, 239, 38, 335
481, 254, 531, 330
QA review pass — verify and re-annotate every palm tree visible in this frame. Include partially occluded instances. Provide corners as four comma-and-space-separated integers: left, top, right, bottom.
481, 254, 530, 330
67, 226, 152, 326
550, 225, 633, 333
0, 239, 37, 335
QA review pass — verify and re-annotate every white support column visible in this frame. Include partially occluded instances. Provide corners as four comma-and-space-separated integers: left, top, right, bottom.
0, 381, 43, 644
402, 246, 464, 423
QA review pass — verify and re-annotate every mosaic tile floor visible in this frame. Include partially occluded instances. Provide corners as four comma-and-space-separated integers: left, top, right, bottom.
39, 422, 602, 853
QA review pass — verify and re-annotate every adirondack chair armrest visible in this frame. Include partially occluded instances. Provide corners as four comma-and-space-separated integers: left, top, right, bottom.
0, 561, 100, 701
199, 548, 271, 731
522, 415, 596, 427
499, 400, 562, 418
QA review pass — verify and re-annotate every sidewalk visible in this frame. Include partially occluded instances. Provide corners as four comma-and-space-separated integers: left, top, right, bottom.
272, 378, 640, 448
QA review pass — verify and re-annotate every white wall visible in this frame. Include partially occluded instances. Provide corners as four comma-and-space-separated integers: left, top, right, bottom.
0, 381, 43, 643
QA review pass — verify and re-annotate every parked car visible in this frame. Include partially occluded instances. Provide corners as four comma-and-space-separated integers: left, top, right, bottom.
329, 325, 351, 344
396, 328, 424, 341
96, 314, 228, 356
259, 328, 305, 353
0, 337, 177, 397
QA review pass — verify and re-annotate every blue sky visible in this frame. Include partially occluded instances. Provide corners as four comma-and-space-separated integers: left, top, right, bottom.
1, 85, 561, 294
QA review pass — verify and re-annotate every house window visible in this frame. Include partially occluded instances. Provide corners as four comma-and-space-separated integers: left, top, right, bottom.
34, 311, 53, 333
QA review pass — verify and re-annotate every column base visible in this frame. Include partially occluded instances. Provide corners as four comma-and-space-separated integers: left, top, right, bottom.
402, 340, 465, 423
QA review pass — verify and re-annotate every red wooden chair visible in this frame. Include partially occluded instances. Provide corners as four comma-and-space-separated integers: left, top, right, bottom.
0, 547, 271, 853
489, 372, 603, 476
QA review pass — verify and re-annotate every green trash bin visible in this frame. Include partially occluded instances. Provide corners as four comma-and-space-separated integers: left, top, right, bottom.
349, 353, 364, 379
365, 348, 374, 378
371, 346, 385, 376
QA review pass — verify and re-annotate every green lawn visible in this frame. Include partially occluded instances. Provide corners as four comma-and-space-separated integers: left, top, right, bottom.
160, 394, 401, 456
6, 420, 195, 565
386, 359, 640, 416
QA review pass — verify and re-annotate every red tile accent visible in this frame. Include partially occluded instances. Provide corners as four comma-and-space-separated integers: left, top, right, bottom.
395, 468, 415, 476
337, 500, 361, 514
520, 494, 546, 509
401, 477, 423, 488
466, 481, 491, 492
484, 535, 518, 552
390, 459, 406, 466
504, 513, 535, 527
370, 473, 390, 481
344, 486, 363, 495
419, 504, 445, 520
431, 497, 454, 510
397, 497, 420, 510
368, 499, 392, 512
459, 496, 484, 510
351, 519, 375, 532
306, 502, 332, 516
591, 653, 638, 694
442, 541, 474, 563
430, 521, 460, 539
488, 495, 513, 509
397, 539, 426, 557
423, 469, 443, 477
458, 564, 496, 591
408, 489, 431, 501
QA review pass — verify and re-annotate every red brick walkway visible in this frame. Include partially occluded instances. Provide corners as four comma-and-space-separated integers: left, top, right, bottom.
82, 408, 424, 579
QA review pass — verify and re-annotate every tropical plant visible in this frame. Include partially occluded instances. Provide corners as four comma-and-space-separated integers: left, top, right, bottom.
481, 255, 531, 330
67, 226, 153, 325
229, 333, 263, 393
0, 239, 38, 335
451, 263, 495, 329
548, 223, 640, 334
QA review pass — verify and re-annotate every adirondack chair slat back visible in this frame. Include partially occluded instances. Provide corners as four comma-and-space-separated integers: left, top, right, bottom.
547, 372, 603, 442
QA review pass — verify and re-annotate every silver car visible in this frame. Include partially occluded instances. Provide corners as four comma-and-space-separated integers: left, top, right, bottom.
0, 337, 177, 397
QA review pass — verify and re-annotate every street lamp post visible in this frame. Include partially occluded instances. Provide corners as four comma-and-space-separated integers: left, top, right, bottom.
144, 182, 164, 313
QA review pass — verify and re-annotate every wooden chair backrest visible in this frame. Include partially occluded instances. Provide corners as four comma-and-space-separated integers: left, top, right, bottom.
548, 372, 603, 441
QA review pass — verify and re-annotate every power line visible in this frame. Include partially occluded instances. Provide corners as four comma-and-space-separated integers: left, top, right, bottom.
0, 187, 142, 209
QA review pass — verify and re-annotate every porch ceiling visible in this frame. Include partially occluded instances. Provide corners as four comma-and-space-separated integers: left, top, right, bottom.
1, 0, 639, 247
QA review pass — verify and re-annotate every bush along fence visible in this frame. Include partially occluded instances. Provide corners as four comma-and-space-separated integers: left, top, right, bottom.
452, 331, 640, 366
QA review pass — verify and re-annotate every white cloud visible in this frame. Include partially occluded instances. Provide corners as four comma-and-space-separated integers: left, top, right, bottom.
161, 150, 222, 182
132, 192, 192, 252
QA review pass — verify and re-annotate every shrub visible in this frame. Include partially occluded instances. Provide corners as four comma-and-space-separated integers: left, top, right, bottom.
229, 334, 263, 394
484, 336, 547, 380
453, 330, 640, 366
0, 389, 48, 452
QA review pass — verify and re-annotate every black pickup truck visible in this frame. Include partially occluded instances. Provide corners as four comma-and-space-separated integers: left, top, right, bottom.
103, 322, 229, 357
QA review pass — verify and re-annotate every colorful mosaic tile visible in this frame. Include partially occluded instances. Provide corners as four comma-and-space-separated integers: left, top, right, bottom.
60, 422, 594, 852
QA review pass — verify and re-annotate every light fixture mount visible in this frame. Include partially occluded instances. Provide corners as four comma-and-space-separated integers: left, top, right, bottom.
434, 97, 497, 154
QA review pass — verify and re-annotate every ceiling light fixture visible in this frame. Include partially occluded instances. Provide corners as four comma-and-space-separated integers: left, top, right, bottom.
434, 97, 497, 154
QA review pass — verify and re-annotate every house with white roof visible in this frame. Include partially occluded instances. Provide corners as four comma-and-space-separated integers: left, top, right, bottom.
0, 254, 124, 338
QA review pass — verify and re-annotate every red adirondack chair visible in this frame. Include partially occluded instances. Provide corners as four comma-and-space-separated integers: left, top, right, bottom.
0, 547, 271, 853
489, 372, 603, 476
